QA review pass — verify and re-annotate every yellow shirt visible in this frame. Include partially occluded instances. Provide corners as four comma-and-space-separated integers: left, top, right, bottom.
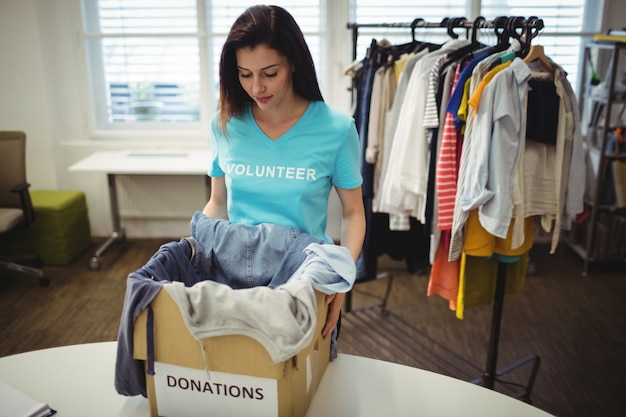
468, 61, 511, 112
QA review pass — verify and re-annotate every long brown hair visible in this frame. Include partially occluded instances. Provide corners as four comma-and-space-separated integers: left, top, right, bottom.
217, 5, 323, 131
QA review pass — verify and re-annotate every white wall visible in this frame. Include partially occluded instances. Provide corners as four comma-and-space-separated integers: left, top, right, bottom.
0, 0, 618, 239
602, 1, 625, 33
0, 0, 56, 189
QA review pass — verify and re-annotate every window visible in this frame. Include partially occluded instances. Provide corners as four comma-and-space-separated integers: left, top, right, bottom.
81, 0, 323, 131
81, 0, 589, 133
82, 0, 202, 129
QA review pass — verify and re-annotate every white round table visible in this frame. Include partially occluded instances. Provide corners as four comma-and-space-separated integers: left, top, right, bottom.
0, 342, 552, 417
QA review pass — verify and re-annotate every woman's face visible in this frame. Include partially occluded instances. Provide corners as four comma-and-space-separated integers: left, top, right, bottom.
235, 44, 294, 112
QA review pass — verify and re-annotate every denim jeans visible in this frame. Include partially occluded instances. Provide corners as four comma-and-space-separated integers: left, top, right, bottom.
190, 210, 326, 289
191, 211, 352, 361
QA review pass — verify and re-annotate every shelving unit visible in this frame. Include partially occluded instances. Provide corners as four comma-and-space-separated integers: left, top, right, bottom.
565, 40, 626, 275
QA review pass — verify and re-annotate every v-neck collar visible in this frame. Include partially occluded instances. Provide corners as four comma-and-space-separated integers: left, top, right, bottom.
248, 102, 313, 144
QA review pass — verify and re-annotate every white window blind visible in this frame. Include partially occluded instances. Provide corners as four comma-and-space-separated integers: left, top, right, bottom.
82, 0, 201, 128
81, 0, 323, 131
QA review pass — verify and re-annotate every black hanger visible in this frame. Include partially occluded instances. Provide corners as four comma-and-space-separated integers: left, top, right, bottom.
410, 18, 425, 42
471, 15, 511, 57
462, 16, 512, 71
520, 16, 554, 72
446, 17, 467, 40
444, 17, 487, 63
493, 16, 510, 48
471, 16, 487, 45
525, 16, 545, 43
506, 16, 529, 56
405, 17, 442, 54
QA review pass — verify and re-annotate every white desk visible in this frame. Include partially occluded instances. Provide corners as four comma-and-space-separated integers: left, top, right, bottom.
0, 342, 553, 417
69, 150, 211, 270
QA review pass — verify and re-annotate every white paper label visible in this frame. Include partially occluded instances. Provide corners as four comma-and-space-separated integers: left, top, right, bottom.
153, 362, 278, 417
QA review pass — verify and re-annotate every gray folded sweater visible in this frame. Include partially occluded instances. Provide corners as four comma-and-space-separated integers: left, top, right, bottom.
164, 279, 317, 363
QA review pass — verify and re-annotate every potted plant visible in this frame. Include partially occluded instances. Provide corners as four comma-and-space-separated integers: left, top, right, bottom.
129, 82, 164, 120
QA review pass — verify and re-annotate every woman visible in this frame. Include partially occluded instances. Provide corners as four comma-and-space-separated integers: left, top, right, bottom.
202, 5, 365, 340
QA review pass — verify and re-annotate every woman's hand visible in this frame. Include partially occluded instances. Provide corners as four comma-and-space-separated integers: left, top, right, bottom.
322, 292, 345, 339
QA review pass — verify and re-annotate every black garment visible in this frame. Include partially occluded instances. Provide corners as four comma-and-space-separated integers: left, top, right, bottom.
354, 44, 383, 199
356, 211, 430, 282
526, 78, 559, 145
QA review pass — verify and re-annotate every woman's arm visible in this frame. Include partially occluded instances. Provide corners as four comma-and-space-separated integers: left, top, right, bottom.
202, 176, 229, 219
335, 185, 366, 261
321, 185, 365, 339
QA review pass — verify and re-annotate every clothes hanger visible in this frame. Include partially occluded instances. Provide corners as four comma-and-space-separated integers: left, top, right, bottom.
343, 38, 378, 75
446, 17, 467, 40
407, 18, 431, 53
471, 16, 487, 45
342, 58, 362, 76
486, 16, 526, 65
445, 17, 487, 63
471, 16, 510, 58
458, 16, 489, 60
448, 16, 486, 60
523, 44, 555, 73
492, 16, 509, 46
410, 18, 425, 42
522, 16, 554, 73
494, 16, 525, 63
506, 16, 527, 53
480, 16, 518, 71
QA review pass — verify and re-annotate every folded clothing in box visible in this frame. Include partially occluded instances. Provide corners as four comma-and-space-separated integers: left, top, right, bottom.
114, 213, 357, 417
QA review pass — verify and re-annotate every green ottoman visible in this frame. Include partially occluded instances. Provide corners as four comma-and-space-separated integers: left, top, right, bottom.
15, 190, 92, 266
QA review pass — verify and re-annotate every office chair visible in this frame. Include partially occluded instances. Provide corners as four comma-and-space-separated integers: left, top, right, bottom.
0, 131, 48, 286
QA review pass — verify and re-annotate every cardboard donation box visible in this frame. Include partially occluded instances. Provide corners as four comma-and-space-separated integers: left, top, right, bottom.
133, 288, 331, 417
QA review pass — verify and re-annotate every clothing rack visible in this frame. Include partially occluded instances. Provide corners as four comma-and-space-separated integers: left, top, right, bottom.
346, 15, 545, 61
345, 15, 544, 402
346, 18, 470, 61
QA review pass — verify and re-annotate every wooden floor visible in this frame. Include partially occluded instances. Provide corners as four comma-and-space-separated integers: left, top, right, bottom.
1, 237, 625, 417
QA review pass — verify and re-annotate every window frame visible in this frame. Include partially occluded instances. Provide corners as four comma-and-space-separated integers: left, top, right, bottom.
81, 0, 330, 138
81, 1, 208, 133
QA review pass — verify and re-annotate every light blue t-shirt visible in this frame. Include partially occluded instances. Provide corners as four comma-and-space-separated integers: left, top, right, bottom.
209, 100, 362, 242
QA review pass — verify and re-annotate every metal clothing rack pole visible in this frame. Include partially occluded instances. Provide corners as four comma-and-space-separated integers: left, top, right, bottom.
347, 17, 472, 61
345, 15, 544, 402
346, 15, 545, 61
469, 259, 541, 402
346, 16, 505, 61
